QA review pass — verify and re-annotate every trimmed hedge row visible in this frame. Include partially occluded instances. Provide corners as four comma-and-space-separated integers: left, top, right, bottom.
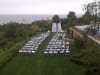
0, 43, 21, 69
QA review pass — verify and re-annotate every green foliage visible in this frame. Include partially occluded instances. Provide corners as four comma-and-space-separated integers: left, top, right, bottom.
60, 11, 77, 29
0, 43, 21, 69
82, 47, 100, 75
0, 33, 84, 75
32, 20, 50, 32
52, 15, 60, 23
60, 18, 68, 29
74, 38, 85, 49
71, 37, 100, 75
0, 22, 38, 50
82, 11, 94, 24
67, 11, 77, 26
0, 39, 7, 51
67, 11, 76, 19
4, 23, 17, 40
0, 22, 40, 69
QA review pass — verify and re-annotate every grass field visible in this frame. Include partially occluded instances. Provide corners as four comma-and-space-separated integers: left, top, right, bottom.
0, 33, 85, 75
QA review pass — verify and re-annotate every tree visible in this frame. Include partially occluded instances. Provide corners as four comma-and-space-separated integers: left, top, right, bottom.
82, 11, 94, 24
32, 20, 49, 32
67, 11, 76, 18
52, 15, 60, 23
0, 39, 7, 51
83, 1, 100, 24
4, 22, 17, 41
67, 11, 77, 26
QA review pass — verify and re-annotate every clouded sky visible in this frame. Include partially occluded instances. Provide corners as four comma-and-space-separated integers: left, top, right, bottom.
0, 0, 93, 15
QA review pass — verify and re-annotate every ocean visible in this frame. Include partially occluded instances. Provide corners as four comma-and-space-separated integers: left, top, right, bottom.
0, 15, 66, 25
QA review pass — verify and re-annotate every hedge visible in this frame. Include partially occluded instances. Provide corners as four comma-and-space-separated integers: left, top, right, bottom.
0, 43, 21, 69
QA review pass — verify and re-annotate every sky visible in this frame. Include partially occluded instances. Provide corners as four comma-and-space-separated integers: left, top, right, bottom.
0, 0, 94, 15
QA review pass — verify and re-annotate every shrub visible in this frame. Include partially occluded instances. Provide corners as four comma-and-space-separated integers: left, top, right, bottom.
74, 38, 85, 49
0, 43, 21, 69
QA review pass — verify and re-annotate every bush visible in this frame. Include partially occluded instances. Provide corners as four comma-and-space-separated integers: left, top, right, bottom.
74, 38, 85, 49
0, 43, 21, 69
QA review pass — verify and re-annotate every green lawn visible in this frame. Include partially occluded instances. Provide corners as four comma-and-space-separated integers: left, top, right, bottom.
0, 33, 85, 75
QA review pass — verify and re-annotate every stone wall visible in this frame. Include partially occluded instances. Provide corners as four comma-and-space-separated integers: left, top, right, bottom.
69, 27, 100, 47
69, 27, 84, 39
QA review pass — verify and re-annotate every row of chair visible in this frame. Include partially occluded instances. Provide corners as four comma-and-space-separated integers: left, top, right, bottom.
44, 33, 70, 55
19, 32, 49, 54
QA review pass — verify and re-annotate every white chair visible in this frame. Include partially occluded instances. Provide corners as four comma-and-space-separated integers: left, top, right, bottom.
60, 51, 64, 54
57, 49, 60, 51
44, 51, 48, 54
53, 51, 58, 54
32, 51, 35, 53
66, 48, 69, 51
66, 42, 69, 45
45, 48, 49, 51
19, 50, 23, 53
66, 45, 69, 48
27, 50, 31, 53
65, 50, 70, 53
49, 51, 53, 54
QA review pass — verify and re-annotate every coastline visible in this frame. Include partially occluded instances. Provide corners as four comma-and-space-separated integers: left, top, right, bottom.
0, 14, 66, 25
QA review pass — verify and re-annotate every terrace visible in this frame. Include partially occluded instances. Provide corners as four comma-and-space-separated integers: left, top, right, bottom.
70, 24, 100, 45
